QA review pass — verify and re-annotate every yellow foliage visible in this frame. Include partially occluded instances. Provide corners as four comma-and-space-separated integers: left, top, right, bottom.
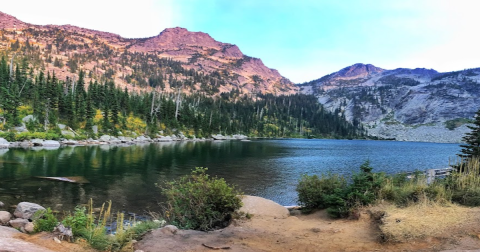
18, 105, 33, 118
93, 110, 103, 124
126, 114, 146, 134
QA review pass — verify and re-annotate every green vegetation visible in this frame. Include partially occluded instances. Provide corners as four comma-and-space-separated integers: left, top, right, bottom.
33, 200, 163, 251
297, 158, 480, 218
445, 118, 474, 130
159, 167, 243, 231
33, 208, 58, 232
459, 109, 480, 158
0, 54, 363, 140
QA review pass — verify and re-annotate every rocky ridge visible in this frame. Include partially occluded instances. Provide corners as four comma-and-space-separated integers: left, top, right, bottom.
300, 63, 480, 143
0, 11, 296, 96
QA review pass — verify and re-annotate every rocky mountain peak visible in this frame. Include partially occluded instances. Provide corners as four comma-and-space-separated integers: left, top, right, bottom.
334, 63, 385, 79
147, 27, 222, 49
0, 11, 28, 29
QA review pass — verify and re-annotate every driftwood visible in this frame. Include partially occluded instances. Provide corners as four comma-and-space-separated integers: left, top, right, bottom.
53, 223, 73, 242
202, 243, 231, 250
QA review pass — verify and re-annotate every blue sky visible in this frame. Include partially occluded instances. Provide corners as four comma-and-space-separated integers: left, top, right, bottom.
2, 0, 480, 83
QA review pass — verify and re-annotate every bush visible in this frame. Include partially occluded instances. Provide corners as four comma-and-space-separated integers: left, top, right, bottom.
34, 208, 58, 232
296, 161, 386, 218
159, 167, 243, 231
296, 173, 346, 212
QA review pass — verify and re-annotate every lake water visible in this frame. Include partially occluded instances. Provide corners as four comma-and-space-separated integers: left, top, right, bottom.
0, 139, 460, 213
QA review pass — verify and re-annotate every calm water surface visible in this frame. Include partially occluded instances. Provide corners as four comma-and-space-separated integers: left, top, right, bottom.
0, 139, 460, 213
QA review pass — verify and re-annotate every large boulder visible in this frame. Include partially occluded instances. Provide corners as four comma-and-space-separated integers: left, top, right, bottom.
42, 140, 60, 147
14, 202, 46, 220
9, 218, 28, 229
0, 138, 9, 149
22, 115, 35, 123
99, 135, 111, 142
31, 139, 43, 146
61, 130, 75, 138
0, 211, 12, 225
239, 195, 290, 219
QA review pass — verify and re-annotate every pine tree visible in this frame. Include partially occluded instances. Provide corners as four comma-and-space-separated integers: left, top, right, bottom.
460, 109, 480, 158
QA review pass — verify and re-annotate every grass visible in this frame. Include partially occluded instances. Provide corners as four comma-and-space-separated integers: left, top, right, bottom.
53, 199, 164, 251
371, 202, 473, 242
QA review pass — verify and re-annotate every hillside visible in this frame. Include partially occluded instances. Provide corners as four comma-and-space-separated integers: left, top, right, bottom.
0, 11, 297, 96
0, 11, 361, 140
300, 63, 480, 142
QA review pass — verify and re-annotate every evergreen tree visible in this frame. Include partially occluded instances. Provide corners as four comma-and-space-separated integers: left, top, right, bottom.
460, 109, 480, 158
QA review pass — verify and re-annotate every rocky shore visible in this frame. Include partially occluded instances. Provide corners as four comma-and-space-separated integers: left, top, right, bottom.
0, 133, 249, 150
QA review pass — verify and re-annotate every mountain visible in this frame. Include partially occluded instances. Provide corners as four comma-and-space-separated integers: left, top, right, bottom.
300, 63, 480, 143
0, 11, 297, 95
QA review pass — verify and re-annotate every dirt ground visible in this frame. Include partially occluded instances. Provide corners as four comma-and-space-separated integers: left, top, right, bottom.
135, 207, 480, 252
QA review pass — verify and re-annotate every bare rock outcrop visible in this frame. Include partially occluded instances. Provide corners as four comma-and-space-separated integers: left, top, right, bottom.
239, 195, 290, 219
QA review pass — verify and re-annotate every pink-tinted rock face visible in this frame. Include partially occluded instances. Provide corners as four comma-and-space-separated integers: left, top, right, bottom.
0, 12, 297, 95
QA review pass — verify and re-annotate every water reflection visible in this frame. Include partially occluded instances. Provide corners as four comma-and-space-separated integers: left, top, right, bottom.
0, 139, 460, 212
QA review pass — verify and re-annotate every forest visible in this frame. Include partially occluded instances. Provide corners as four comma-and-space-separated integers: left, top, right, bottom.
0, 52, 364, 140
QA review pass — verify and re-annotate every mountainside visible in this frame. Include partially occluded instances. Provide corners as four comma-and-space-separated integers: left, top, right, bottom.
0, 11, 297, 95
300, 63, 480, 143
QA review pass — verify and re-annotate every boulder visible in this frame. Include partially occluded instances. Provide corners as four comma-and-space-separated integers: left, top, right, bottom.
0, 201, 4, 207
31, 139, 43, 146
24, 222, 34, 233
239, 195, 290, 219
61, 130, 75, 138
0, 211, 12, 225
14, 202, 46, 220
14, 124, 28, 133
57, 124, 66, 130
99, 135, 111, 142
43, 140, 60, 147
0, 138, 9, 149
92, 125, 98, 135
136, 136, 148, 142
159, 225, 178, 235
9, 218, 28, 229
22, 115, 35, 123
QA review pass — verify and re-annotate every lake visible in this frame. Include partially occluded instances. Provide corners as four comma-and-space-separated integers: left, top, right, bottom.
0, 139, 460, 213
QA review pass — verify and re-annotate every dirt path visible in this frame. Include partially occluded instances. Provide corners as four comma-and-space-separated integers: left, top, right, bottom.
135, 199, 480, 252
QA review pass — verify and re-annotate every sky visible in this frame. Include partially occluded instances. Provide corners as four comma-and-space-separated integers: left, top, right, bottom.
2, 0, 480, 83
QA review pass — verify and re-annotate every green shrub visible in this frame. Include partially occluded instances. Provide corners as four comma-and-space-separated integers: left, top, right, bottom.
296, 173, 346, 212
159, 167, 243, 231
34, 208, 58, 232
62, 206, 89, 237
0, 132, 15, 142
296, 161, 386, 218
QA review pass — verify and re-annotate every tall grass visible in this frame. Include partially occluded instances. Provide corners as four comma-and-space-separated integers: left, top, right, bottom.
61, 199, 163, 251
448, 157, 480, 206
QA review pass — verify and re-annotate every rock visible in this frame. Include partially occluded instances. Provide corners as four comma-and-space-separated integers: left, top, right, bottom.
53, 236, 61, 244
159, 225, 178, 235
92, 125, 98, 135
24, 222, 34, 233
212, 134, 226, 140
0, 138, 9, 149
99, 135, 111, 141
42, 140, 60, 147
31, 139, 43, 146
14, 202, 46, 219
9, 218, 28, 229
0, 211, 12, 225
14, 123, 28, 133
61, 130, 75, 138
57, 124, 66, 130
22, 115, 35, 123
136, 136, 149, 142
239, 195, 290, 219
0, 201, 4, 207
